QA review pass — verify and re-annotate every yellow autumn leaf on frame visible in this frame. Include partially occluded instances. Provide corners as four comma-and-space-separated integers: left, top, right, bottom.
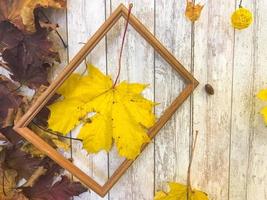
185, 1, 204, 22
48, 64, 156, 159
154, 182, 209, 200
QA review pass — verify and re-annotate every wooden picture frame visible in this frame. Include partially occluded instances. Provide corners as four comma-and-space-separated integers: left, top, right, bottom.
14, 4, 198, 197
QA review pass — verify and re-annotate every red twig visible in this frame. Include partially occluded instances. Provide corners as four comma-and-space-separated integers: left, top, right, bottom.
112, 3, 133, 88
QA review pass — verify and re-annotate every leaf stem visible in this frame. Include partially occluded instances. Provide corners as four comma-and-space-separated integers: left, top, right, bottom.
239, 0, 243, 8
38, 10, 68, 48
32, 121, 82, 142
187, 131, 199, 196
112, 3, 133, 88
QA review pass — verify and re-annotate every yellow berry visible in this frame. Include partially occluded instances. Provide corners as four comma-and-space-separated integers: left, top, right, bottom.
231, 8, 253, 30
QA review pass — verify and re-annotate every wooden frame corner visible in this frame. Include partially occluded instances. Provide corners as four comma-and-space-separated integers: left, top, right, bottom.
14, 4, 198, 197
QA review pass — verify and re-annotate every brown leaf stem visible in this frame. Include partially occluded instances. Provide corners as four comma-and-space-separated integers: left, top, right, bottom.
32, 121, 83, 142
187, 131, 199, 197
38, 10, 68, 48
112, 3, 133, 88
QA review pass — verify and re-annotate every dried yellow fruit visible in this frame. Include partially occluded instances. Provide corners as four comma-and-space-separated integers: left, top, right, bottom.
231, 7, 253, 30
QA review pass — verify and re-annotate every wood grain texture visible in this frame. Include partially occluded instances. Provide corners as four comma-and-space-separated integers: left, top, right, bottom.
154, 0, 191, 193
106, 1, 155, 199
191, 0, 235, 200
247, 0, 267, 199
2, 0, 267, 199
228, 1, 255, 200
67, 0, 108, 199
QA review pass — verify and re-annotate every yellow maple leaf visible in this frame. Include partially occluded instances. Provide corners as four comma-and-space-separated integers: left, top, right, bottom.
257, 89, 267, 101
154, 182, 208, 200
48, 64, 156, 159
185, 1, 204, 22
257, 89, 267, 124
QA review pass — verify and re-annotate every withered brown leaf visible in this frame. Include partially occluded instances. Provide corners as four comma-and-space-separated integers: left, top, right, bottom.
0, 75, 23, 128
0, 0, 66, 33
1, 22, 59, 89
22, 163, 87, 200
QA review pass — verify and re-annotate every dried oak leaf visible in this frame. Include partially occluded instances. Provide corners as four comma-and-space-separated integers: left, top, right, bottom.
154, 182, 209, 200
0, 0, 66, 33
185, 1, 204, 22
0, 75, 23, 128
0, 168, 18, 199
0, 21, 23, 52
4, 144, 44, 179
0, 127, 23, 145
48, 64, 156, 159
22, 163, 87, 200
2, 24, 59, 89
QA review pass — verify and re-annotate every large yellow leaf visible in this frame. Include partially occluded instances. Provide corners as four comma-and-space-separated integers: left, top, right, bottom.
154, 182, 208, 200
48, 64, 156, 159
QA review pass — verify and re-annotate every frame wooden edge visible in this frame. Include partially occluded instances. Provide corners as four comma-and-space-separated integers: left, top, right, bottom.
12, 3, 199, 197
13, 127, 106, 197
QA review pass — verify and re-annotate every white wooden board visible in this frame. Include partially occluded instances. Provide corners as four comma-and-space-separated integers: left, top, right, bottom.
2, 0, 267, 199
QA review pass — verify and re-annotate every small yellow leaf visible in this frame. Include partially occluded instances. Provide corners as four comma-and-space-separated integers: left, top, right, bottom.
185, 1, 204, 22
154, 182, 209, 200
260, 107, 267, 124
48, 64, 156, 159
231, 8, 253, 30
257, 89, 267, 101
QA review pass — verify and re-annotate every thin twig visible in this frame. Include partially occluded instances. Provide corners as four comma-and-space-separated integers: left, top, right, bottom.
112, 3, 133, 88
239, 0, 243, 8
2, 169, 6, 196
32, 121, 82, 142
9, 83, 22, 94
187, 131, 199, 196
38, 10, 68, 48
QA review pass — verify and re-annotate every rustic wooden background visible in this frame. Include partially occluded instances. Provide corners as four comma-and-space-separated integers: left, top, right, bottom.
19, 0, 267, 199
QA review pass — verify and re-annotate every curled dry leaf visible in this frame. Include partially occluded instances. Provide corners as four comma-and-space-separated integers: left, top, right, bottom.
154, 182, 209, 200
22, 163, 87, 200
48, 64, 156, 159
4, 144, 45, 180
0, 75, 23, 128
185, 1, 204, 22
0, 168, 18, 199
0, 0, 66, 33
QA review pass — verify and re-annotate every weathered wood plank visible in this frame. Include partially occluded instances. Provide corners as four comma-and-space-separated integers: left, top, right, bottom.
106, 0, 155, 199
191, 0, 235, 199
247, 0, 267, 199
228, 1, 255, 200
67, 0, 108, 199
154, 0, 192, 193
